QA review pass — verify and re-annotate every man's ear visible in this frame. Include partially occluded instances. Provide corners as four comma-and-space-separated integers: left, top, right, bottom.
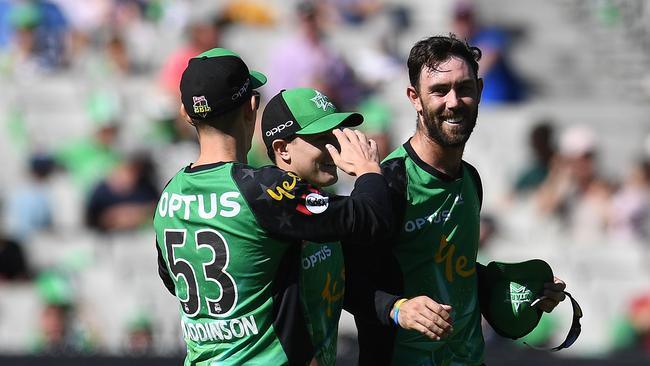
272, 139, 291, 163
179, 104, 195, 126
242, 95, 258, 122
406, 86, 423, 114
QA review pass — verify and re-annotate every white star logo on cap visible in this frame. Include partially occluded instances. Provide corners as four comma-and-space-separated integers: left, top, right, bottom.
310, 90, 334, 111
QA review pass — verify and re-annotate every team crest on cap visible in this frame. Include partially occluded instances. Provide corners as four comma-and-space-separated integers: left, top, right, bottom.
310, 90, 334, 111
507, 282, 533, 315
193, 96, 211, 117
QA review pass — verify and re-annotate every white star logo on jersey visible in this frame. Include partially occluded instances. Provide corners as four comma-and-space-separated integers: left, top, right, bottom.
310, 90, 334, 111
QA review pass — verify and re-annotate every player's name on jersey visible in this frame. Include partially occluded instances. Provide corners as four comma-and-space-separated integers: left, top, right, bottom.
181, 315, 258, 343
157, 191, 241, 220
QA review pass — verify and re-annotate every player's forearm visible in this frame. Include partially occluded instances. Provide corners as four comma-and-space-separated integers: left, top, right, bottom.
342, 275, 400, 326
342, 172, 394, 242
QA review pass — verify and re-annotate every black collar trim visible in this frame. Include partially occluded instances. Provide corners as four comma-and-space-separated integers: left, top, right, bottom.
184, 162, 229, 173
403, 140, 461, 182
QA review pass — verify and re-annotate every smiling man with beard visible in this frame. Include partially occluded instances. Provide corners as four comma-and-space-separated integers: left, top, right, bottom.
344, 35, 568, 365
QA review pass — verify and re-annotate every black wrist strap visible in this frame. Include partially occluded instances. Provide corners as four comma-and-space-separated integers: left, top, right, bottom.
524, 291, 582, 352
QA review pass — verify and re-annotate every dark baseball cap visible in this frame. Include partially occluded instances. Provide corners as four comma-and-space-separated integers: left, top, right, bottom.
478, 260, 552, 339
479, 259, 582, 351
261, 87, 363, 148
180, 48, 267, 120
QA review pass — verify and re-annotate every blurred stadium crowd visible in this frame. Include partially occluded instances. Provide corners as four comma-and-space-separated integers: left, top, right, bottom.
0, 0, 649, 364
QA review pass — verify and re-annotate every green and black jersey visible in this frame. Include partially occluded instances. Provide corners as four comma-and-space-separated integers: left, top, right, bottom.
346, 140, 485, 366
153, 162, 391, 366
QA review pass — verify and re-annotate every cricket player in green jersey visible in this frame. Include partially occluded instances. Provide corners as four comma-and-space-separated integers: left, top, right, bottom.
153, 48, 397, 365
260, 87, 448, 365
261, 87, 364, 366
345, 35, 568, 365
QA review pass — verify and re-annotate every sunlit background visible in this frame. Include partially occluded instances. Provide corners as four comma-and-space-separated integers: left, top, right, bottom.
0, 0, 649, 365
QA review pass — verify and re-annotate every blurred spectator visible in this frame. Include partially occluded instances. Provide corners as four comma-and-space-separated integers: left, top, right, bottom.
75, 33, 135, 79
221, 0, 276, 26
158, 14, 223, 98
0, 0, 70, 73
356, 95, 393, 160
0, 2, 42, 76
325, 95, 392, 195
109, 0, 158, 73
124, 312, 154, 356
513, 121, 556, 195
54, 120, 121, 193
0, 235, 30, 281
452, 1, 525, 104
0, 0, 12, 49
85, 153, 159, 233
621, 294, 650, 353
4, 154, 54, 242
535, 126, 612, 243
608, 160, 650, 243
32, 271, 94, 355
325, 0, 383, 26
267, 1, 366, 109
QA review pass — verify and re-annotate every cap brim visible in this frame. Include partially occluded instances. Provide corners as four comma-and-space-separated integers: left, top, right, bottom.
295, 112, 363, 135
250, 70, 267, 89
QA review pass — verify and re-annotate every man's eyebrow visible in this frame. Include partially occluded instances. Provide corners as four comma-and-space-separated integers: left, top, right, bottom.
428, 82, 451, 90
428, 79, 474, 89
456, 79, 475, 86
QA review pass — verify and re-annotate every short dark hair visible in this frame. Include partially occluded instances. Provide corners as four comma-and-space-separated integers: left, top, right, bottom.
407, 34, 482, 91
191, 102, 244, 133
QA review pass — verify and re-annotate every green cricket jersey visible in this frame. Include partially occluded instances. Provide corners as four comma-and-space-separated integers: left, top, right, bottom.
153, 162, 390, 365
300, 241, 345, 366
347, 140, 485, 366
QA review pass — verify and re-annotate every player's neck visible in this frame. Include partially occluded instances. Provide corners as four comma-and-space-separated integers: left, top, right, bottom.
411, 130, 465, 179
194, 131, 245, 166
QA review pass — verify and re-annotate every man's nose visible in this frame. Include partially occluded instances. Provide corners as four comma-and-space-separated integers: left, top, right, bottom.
445, 89, 460, 109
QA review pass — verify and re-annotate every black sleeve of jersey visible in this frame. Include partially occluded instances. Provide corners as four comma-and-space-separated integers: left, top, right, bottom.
233, 164, 393, 244
342, 249, 400, 326
342, 157, 408, 325
463, 161, 483, 210
155, 240, 175, 296
476, 262, 489, 317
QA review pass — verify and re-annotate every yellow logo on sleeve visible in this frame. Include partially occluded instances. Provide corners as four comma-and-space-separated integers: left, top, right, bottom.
267, 172, 301, 201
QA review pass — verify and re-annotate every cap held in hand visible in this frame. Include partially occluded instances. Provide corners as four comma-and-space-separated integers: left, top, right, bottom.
478, 259, 582, 351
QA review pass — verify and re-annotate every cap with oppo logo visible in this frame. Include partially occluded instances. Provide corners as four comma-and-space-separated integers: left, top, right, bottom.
180, 48, 267, 121
261, 88, 363, 148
